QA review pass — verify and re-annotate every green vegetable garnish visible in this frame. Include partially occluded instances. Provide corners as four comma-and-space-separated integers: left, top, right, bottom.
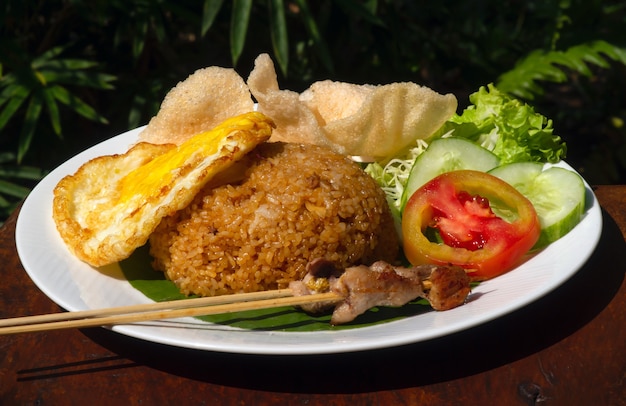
365, 83, 568, 227
441, 84, 567, 164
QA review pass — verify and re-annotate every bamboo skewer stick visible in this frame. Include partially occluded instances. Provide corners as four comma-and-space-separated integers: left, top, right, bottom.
0, 290, 342, 335
0, 289, 295, 328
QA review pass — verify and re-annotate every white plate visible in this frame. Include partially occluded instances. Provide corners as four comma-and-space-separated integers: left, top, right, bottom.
15, 126, 602, 355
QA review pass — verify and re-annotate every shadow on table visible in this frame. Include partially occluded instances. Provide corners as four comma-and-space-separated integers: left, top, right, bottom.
83, 208, 625, 394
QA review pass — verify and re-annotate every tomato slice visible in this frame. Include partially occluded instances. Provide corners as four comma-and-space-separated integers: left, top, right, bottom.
402, 170, 540, 280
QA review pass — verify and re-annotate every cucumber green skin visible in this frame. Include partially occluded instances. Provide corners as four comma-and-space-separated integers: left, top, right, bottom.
400, 138, 500, 210
488, 162, 586, 249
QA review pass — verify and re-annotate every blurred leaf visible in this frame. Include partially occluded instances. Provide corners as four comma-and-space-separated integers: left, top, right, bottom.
49, 85, 109, 124
230, 0, 252, 66
41, 87, 61, 136
36, 59, 98, 71
292, 0, 334, 73
17, 93, 43, 163
125, 78, 166, 129
592, 39, 626, 63
128, 93, 147, 130
0, 40, 115, 161
0, 179, 30, 199
0, 152, 14, 163
268, 0, 289, 76
201, 0, 225, 36
497, 40, 626, 100
38, 69, 116, 90
150, 8, 168, 44
0, 164, 47, 180
0, 86, 29, 130
133, 18, 149, 60
0, 76, 19, 99
30, 46, 66, 68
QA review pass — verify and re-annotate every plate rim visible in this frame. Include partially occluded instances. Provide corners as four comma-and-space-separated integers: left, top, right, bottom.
15, 126, 603, 355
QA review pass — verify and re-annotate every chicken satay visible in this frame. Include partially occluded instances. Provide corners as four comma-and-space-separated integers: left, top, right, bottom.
289, 258, 470, 325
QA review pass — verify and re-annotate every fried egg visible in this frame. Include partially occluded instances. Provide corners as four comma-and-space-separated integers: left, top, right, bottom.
53, 112, 274, 267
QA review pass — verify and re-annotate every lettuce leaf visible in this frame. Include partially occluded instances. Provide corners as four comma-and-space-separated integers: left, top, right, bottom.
441, 84, 566, 164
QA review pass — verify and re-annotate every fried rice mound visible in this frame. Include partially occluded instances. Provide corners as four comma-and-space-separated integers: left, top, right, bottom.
149, 142, 399, 297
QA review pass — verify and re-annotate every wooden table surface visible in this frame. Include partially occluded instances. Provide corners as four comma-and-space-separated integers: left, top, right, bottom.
1, 185, 625, 405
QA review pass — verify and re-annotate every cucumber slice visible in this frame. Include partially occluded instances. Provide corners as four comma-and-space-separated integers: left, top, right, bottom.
488, 162, 585, 248
401, 137, 500, 209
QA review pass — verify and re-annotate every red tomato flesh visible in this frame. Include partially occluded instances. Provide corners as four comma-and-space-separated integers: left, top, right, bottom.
402, 170, 540, 280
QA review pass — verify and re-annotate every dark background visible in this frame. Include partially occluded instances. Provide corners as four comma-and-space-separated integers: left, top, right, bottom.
1, 0, 625, 222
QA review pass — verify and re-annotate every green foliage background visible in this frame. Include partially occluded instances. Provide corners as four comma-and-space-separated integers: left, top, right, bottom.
1, 0, 625, 222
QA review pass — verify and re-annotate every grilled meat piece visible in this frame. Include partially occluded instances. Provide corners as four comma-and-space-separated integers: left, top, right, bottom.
289, 258, 470, 325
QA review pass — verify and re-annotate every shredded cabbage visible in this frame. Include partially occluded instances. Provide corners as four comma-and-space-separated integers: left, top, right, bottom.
364, 138, 429, 218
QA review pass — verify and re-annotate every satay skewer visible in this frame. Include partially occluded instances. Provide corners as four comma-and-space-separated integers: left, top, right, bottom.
0, 290, 342, 335
0, 261, 468, 335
